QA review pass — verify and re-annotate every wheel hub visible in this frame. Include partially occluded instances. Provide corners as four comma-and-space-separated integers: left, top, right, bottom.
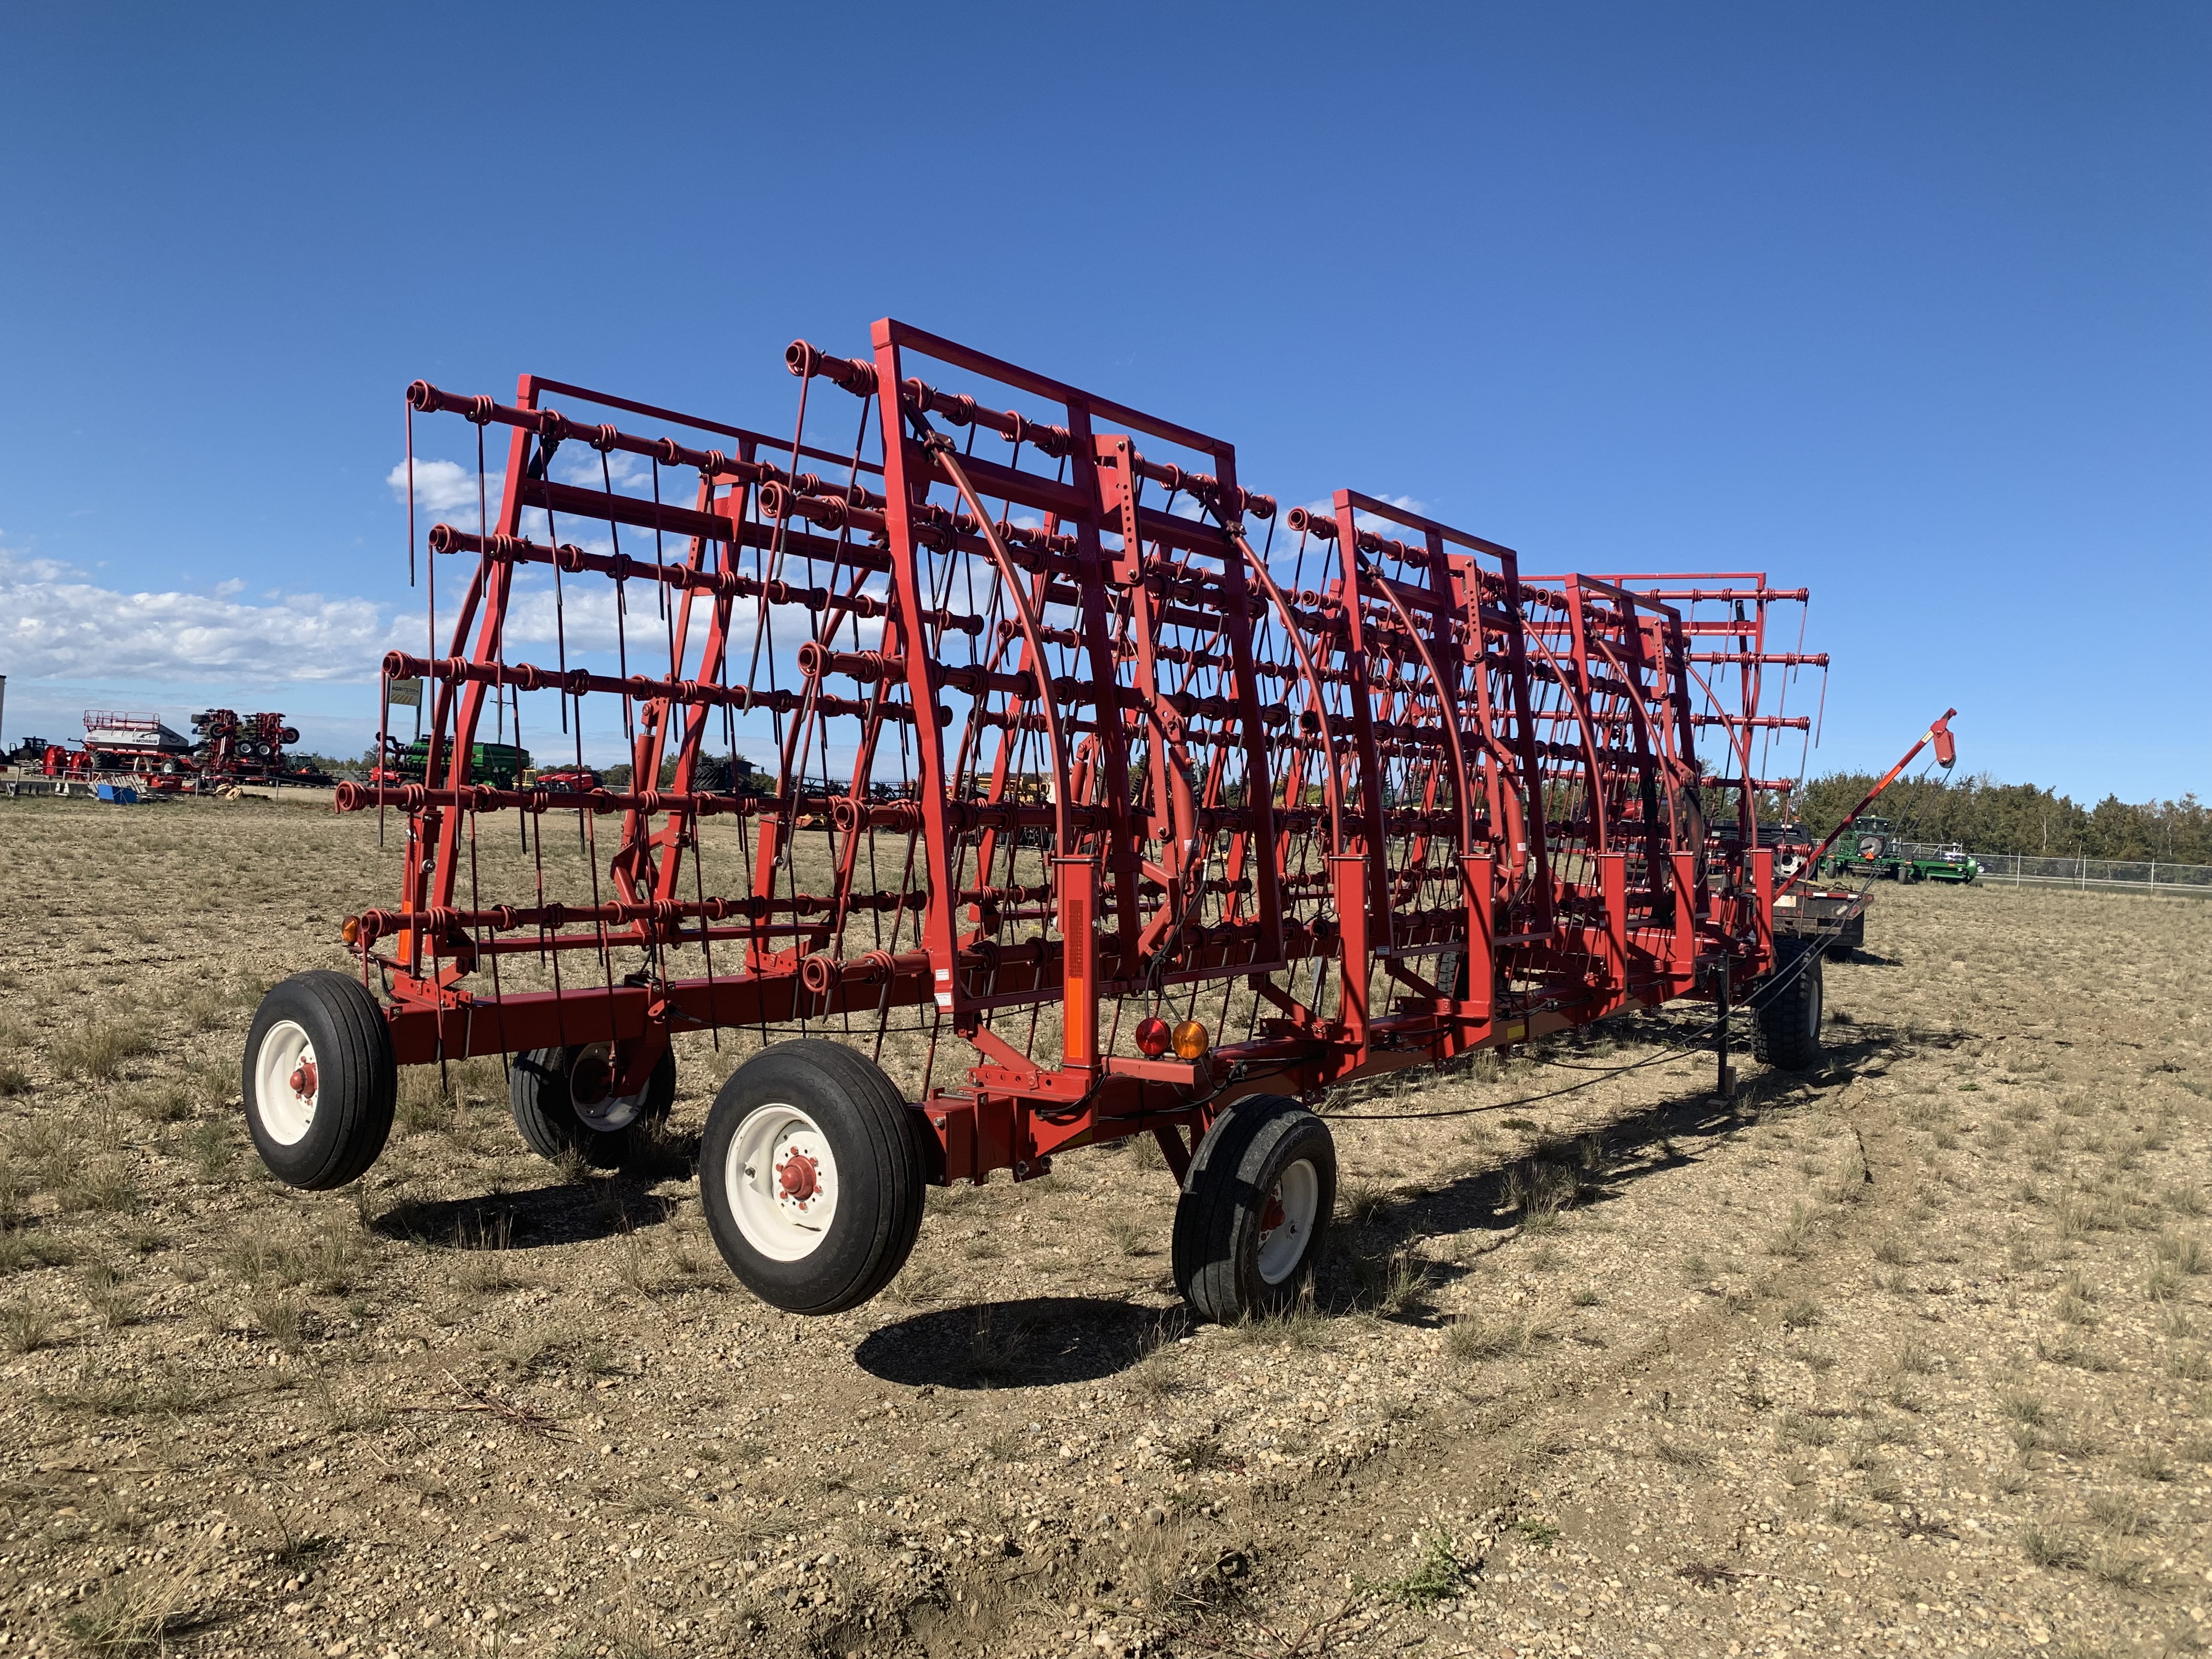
568, 1042, 646, 1133
727, 1103, 840, 1264
1254, 1159, 1321, 1286
777, 1150, 820, 1206
569, 1047, 614, 1108
251, 1019, 320, 1148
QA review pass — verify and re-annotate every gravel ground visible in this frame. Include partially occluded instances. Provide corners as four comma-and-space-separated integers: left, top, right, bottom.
0, 793, 2207, 1658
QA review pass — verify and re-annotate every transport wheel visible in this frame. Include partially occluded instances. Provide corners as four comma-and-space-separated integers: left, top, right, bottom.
1751, 939, 1824, 1073
698, 1039, 926, 1316
242, 971, 397, 1189
510, 1042, 676, 1168
1172, 1094, 1336, 1324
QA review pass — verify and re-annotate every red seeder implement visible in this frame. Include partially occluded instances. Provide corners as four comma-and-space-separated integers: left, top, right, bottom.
241, 321, 1840, 1321
40, 708, 318, 791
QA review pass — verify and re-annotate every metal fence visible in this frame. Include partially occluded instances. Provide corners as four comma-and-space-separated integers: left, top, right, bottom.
1898, 842, 2212, 898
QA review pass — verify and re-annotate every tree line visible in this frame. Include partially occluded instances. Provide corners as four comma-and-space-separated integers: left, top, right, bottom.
1793, 772, 2211, 865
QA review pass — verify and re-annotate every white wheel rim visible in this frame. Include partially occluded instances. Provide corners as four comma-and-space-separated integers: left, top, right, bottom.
726, 1103, 839, 1262
1256, 1157, 1321, 1285
569, 1042, 646, 1133
253, 1020, 318, 1146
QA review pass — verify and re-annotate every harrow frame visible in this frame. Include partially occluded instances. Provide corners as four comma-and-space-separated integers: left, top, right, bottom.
253, 318, 1835, 1316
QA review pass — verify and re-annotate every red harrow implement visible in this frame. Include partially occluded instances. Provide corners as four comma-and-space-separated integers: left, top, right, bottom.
242, 320, 1833, 1321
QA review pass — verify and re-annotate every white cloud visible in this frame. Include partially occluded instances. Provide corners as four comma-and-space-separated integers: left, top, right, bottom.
550, 449, 652, 492
0, 544, 396, 684
0, 529, 888, 698
500, 580, 624, 654
386, 457, 506, 520
845, 607, 887, 651
1358, 493, 1428, 525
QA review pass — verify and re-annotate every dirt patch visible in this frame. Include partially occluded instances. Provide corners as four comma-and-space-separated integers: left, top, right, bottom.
1, 793, 2208, 1656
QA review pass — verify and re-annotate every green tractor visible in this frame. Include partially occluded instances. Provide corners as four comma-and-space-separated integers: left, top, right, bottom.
1825, 815, 1980, 884
376, 736, 531, 790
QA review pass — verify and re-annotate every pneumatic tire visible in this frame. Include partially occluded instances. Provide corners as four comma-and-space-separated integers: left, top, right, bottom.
242, 971, 397, 1189
1752, 939, 1825, 1073
1172, 1094, 1336, 1324
510, 1042, 676, 1168
698, 1040, 927, 1316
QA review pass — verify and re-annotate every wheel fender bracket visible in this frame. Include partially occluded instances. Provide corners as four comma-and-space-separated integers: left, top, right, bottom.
922, 1099, 975, 1185
610, 1028, 670, 1099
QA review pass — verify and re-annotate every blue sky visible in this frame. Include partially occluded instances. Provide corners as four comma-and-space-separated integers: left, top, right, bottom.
1, 2, 2204, 800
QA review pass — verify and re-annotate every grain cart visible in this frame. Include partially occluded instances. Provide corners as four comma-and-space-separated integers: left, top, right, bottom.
241, 322, 1834, 1322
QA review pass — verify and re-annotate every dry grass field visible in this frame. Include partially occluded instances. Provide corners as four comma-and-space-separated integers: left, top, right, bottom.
1, 792, 2208, 1659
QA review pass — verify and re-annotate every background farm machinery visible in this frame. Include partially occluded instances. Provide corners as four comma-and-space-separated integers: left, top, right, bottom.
191, 709, 334, 785
373, 735, 531, 790
1769, 822, 1871, 956
1768, 715, 1966, 962
1825, 814, 1980, 884
242, 320, 1896, 1323
17, 708, 331, 791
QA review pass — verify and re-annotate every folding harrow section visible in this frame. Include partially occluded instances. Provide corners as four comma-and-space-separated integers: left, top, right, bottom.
340, 373, 915, 1081
788, 328, 1288, 1030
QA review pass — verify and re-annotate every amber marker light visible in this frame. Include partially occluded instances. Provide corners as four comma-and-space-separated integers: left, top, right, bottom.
341, 916, 362, 946
1134, 1016, 1172, 1058
1171, 1019, 1210, 1061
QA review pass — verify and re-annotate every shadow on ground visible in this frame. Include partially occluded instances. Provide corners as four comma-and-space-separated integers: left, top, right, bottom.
373, 1180, 680, 1249
1833, 948, 1907, 968
855, 1024, 1960, 1362
854, 1296, 1177, 1389
1316, 1020, 1952, 1320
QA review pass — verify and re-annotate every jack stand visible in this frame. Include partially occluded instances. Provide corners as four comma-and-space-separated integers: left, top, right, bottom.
1716, 956, 1734, 1101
